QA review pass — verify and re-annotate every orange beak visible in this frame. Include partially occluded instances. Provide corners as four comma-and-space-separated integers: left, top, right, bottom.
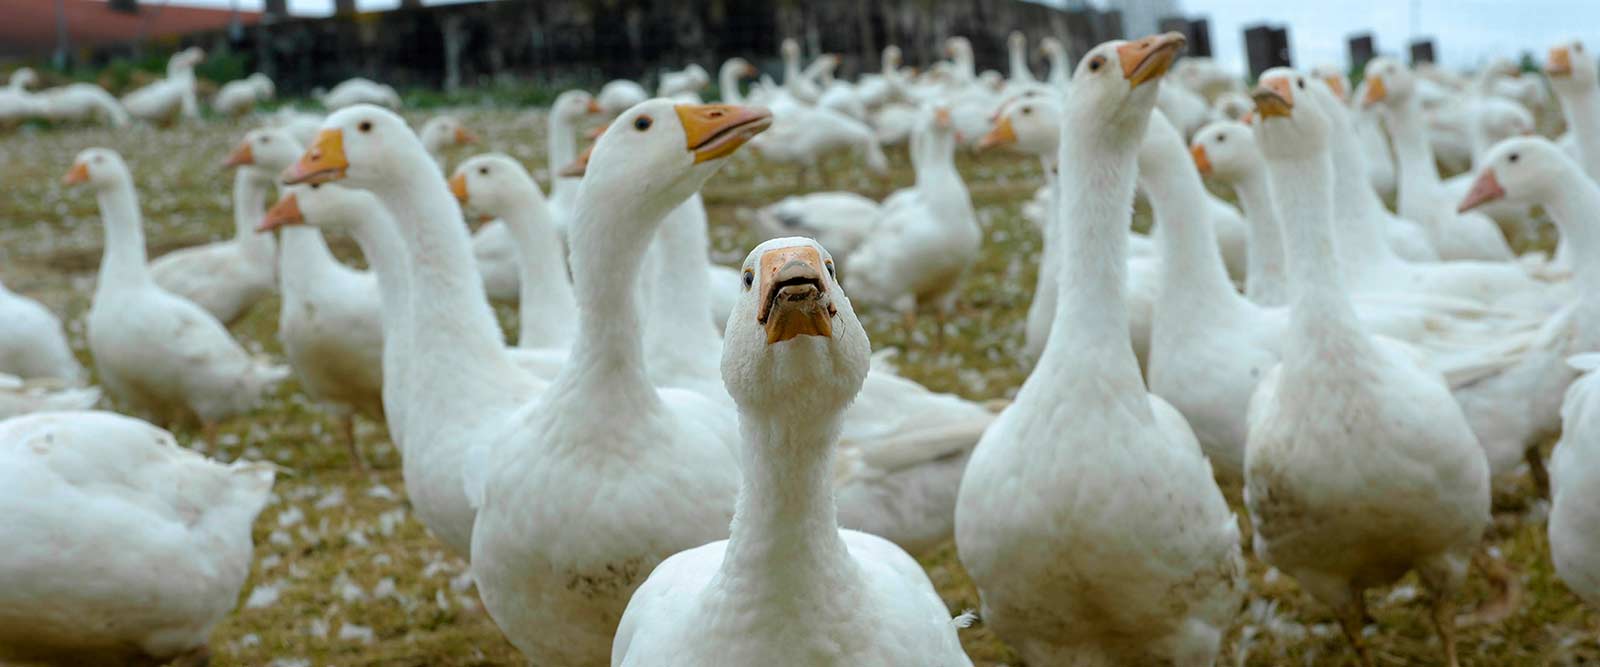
454, 126, 479, 145
62, 162, 89, 185
1191, 144, 1213, 176
1457, 168, 1506, 213
1239, 110, 1255, 125
1252, 76, 1294, 119
282, 129, 348, 185
1118, 32, 1187, 87
448, 172, 469, 204
586, 98, 602, 114
1548, 46, 1573, 77
559, 144, 593, 178
978, 114, 1017, 150
755, 245, 836, 344
223, 140, 254, 168
675, 103, 774, 163
1361, 75, 1387, 108
257, 193, 303, 232
1321, 74, 1347, 100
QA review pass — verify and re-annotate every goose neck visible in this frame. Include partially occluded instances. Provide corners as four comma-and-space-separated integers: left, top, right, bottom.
1141, 154, 1240, 310
643, 194, 723, 381
94, 180, 152, 290
343, 212, 414, 441
720, 67, 746, 106
548, 112, 582, 202
278, 226, 343, 294
716, 410, 858, 600
1325, 111, 1401, 269
1229, 169, 1288, 305
1268, 150, 1364, 332
233, 170, 278, 259
1009, 44, 1033, 83
1560, 87, 1600, 182
1379, 97, 1445, 219
499, 186, 578, 349
1543, 172, 1600, 294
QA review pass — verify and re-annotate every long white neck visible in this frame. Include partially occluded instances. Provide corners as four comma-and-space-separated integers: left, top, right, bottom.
784, 50, 805, 91
1543, 168, 1600, 300
720, 66, 746, 106
1141, 142, 1245, 314
339, 211, 414, 447
1558, 85, 1600, 183
1324, 105, 1404, 272
912, 131, 971, 224
643, 194, 724, 385
497, 184, 578, 349
1047, 48, 1069, 87
1266, 144, 1368, 352
713, 409, 859, 603
1009, 42, 1035, 84
1223, 167, 1288, 306
954, 49, 975, 82
1378, 95, 1446, 223
232, 170, 278, 261
548, 112, 582, 204
278, 226, 348, 299
94, 179, 152, 291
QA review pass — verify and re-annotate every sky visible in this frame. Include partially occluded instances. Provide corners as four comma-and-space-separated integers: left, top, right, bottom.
153, 0, 1596, 74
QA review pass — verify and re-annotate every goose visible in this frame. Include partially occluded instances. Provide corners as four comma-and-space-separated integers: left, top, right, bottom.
467, 100, 766, 666
1440, 97, 1540, 235
65, 148, 288, 439
751, 191, 880, 264
0, 279, 85, 383
0, 375, 100, 420
817, 58, 872, 121
851, 46, 904, 110
1191, 121, 1289, 305
747, 104, 890, 181
213, 72, 274, 116
35, 82, 129, 126
0, 68, 44, 125
1244, 70, 1490, 667
266, 107, 326, 147
1318, 67, 1401, 201
611, 237, 972, 667
0, 410, 274, 667
280, 106, 545, 556
1210, 91, 1253, 122
716, 57, 759, 106
845, 106, 979, 334
1363, 57, 1516, 262
955, 34, 1244, 666
1006, 31, 1038, 88
1039, 37, 1070, 88
121, 47, 203, 124
244, 130, 383, 470
1453, 137, 1600, 492
658, 63, 710, 98
451, 154, 578, 350
474, 90, 597, 303
321, 77, 402, 110
1550, 354, 1600, 609
418, 115, 479, 170
148, 130, 281, 326
598, 78, 650, 116
1548, 39, 1600, 183
780, 38, 824, 105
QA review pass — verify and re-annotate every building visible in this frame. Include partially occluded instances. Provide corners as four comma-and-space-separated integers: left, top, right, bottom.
0, 0, 259, 61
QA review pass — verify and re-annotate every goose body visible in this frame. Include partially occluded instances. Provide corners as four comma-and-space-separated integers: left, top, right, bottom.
0, 410, 274, 666
598, 79, 650, 115
752, 192, 880, 263
35, 83, 129, 126
121, 48, 203, 123
1551, 354, 1600, 609
0, 375, 100, 420
69, 148, 287, 429
213, 73, 273, 116
0, 280, 84, 384
613, 237, 971, 667
322, 78, 401, 110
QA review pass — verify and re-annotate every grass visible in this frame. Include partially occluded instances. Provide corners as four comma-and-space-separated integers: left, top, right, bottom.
0, 108, 1594, 666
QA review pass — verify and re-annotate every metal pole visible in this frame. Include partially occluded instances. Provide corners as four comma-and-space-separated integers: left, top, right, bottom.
54, 0, 69, 69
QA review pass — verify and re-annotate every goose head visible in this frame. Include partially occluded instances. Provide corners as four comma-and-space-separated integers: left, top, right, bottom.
449, 153, 543, 222
247, 72, 276, 98
282, 104, 432, 189
9, 67, 37, 90
1211, 92, 1253, 123
62, 148, 132, 191
168, 47, 205, 74
258, 183, 385, 234
1063, 32, 1187, 140
223, 127, 304, 177
561, 99, 772, 223
1475, 98, 1536, 144
721, 237, 868, 419
551, 90, 603, 126
1546, 39, 1596, 95
1009, 31, 1027, 53
1458, 138, 1578, 213
1309, 65, 1350, 102
980, 96, 1059, 156
1252, 68, 1334, 160
782, 39, 801, 63
945, 37, 973, 62
721, 58, 759, 83
420, 115, 479, 155
979, 70, 1005, 91
883, 46, 902, 70
1040, 37, 1064, 59
1190, 120, 1260, 182
1359, 57, 1415, 110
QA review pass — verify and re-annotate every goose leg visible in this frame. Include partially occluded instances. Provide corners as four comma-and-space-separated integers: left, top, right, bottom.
1457, 548, 1521, 627
169, 645, 211, 667
1525, 444, 1551, 499
1421, 553, 1471, 667
1333, 584, 1375, 667
343, 414, 368, 472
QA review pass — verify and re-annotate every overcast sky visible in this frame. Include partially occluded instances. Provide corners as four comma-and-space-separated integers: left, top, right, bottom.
167, 0, 1594, 74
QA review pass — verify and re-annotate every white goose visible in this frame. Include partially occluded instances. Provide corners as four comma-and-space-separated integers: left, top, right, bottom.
955, 34, 1244, 666
1191, 120, 1289, 305
418, 115, 479, 170
1039, 37, 1070, 88
658, 63, 710, 98
1244, 71, 1490, 667
751, 191, 881, 264
1545, 39, 1600, 270
0, 279, 84, 383
0, 375, 100, 420
66, 148, 287, 437
148, 132, 280, 326
35, 81, 129, 127
213, 72, 274, 116
121, 47, 203, 124
612, 237, 972, 667
0, 410, 275, 667
716, 58, 759, 106
1363, 57, 1516, 262
598, 78, 650, 116
245, 130, 384, 469
468, 100, 763, 666
280, 106, 545, 556
1550, 354, 1600, 609
321, 77, 401, 110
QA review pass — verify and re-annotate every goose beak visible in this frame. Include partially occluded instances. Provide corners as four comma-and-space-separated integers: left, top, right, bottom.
1457, 168, 1506, 213
1240, 110, 1255, 125
756, 245, 836, 344
586, 98, 602, 114
743, 64, 759, 77
676, 103, 774, 163
1361, 75, 1387, 108
454, 126, 479, 145
978, 114, 1017, 150
1191, 144, 1213, 176
223, 140, 255, 168
1118, 32, 1186, 87
1321, 74, 1347, 100
257, 193, 303, 232
933, 107, 953, 129
558, 145, 593, 178
62, 162, 89, 186
1548, 46, 1573, 77
283, 129, 348, 185
1251, 77, 1294, 119
448, 172, 470, 204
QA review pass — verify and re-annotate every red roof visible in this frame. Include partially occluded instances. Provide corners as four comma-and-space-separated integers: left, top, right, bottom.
0, 0, 261, 58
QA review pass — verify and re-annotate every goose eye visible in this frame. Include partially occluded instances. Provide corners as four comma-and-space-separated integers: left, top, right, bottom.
1217, 135, 1226, 143
1087, 56, 1104, 73
634, 116, 653, 131
742, 269, 754, 289
825, 261, 835, 279
479, 167, 489, 175
1021, 107, 1032, 116
1508, 153, 1520, 163
310, 183, 322, 190
359, 121, 373, 132
262, 136, 271, 144
1297, 78, 1305, 89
